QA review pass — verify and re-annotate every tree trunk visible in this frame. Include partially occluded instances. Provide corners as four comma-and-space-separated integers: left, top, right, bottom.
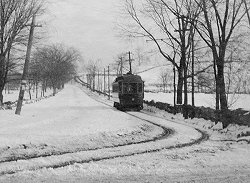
176, 68, 183, 104
93, 75, 95, 91
36, 82, 38, 98
183, 59, 188, 119
44, 80, 47, 92
216, 57, 228, 128
53, 87, 56, 96
0, 55, 5, 105
217, 64, 228, 110
212, 56, 220, 123
29, 86, 32, 100
0, 88, 3, 105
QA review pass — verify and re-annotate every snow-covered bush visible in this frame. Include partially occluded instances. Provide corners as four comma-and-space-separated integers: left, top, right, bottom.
144, 100, 250, 128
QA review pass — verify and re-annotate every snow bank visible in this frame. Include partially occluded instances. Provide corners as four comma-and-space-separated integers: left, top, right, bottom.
143, 103, 250, 143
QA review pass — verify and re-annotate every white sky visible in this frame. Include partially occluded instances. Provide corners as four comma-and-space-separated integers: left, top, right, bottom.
43, 0, 131, 65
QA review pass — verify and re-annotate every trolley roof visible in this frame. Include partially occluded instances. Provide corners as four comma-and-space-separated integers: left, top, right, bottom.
114, 73, 143, 83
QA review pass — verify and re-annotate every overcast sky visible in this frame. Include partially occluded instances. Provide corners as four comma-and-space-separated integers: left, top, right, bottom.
44, 0, 131, 65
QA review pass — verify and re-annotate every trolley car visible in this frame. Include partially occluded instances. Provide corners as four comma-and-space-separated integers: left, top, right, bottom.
112, 72, 144, 111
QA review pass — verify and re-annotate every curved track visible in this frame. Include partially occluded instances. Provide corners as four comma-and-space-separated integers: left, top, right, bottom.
0, 84, 209, 176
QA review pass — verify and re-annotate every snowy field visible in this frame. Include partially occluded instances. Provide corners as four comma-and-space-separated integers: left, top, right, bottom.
0, 83, 249, 182
2, 88, 53, 103
138, 65, 250, 111
144, 92, 250, 110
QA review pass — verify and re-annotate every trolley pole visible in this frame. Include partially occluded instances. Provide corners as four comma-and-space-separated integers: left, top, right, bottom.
120, 57, 123, 76
15, 16, 37, 115
128, 51, 132, 74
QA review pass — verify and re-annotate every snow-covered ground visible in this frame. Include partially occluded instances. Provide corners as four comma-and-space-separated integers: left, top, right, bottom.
2, 88, 54, 103
144, 92, 250, 110
0, 83, 249, 182
137, 64, 250, 111
0, 85, 164, 160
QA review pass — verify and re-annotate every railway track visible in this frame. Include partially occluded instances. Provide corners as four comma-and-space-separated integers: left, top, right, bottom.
0, 84, 209, 176
83, 85, 209, 141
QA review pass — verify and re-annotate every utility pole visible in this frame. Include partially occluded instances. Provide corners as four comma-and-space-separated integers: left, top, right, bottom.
15, 16, 38, 115
98, 70, 100, 92
104, 68, 106, 93
173, 65, 176, 114
191, 27, 195, 108
108, 66, 110, 100
182, 15, 188, 119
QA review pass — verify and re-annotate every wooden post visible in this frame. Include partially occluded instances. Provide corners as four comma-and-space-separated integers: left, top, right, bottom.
108, 66, 110, 100
15, 16, 36, 115
191, 28, 195, 107
98, 71, 100, 92
104, 68, 106, 93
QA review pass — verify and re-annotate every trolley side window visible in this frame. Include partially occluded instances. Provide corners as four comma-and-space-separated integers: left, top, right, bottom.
138, 83, 143, 93
112, 83, 119, 92
119, 82, 122, 92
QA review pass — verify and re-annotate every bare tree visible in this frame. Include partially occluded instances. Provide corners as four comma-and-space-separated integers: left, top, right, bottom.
85, 59, 101, 91
159, 69, 172, 92
196, 72, 214, 93
194, 0, 249, 113
111, 53, 126, 76
0, 0, 44, 105
31, 44, 78, 96
120, 0, 211, 118
243, 0, 250, 26
121, 0, 185, 104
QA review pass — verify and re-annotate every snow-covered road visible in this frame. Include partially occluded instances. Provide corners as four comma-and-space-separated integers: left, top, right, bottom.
1, 85, 158, 146
0, 85, 168, 164
0, 83, 250, 182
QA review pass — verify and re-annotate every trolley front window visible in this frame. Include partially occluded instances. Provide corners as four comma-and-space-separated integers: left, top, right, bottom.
123, 83, 137, 94
119, 82, 122, 92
